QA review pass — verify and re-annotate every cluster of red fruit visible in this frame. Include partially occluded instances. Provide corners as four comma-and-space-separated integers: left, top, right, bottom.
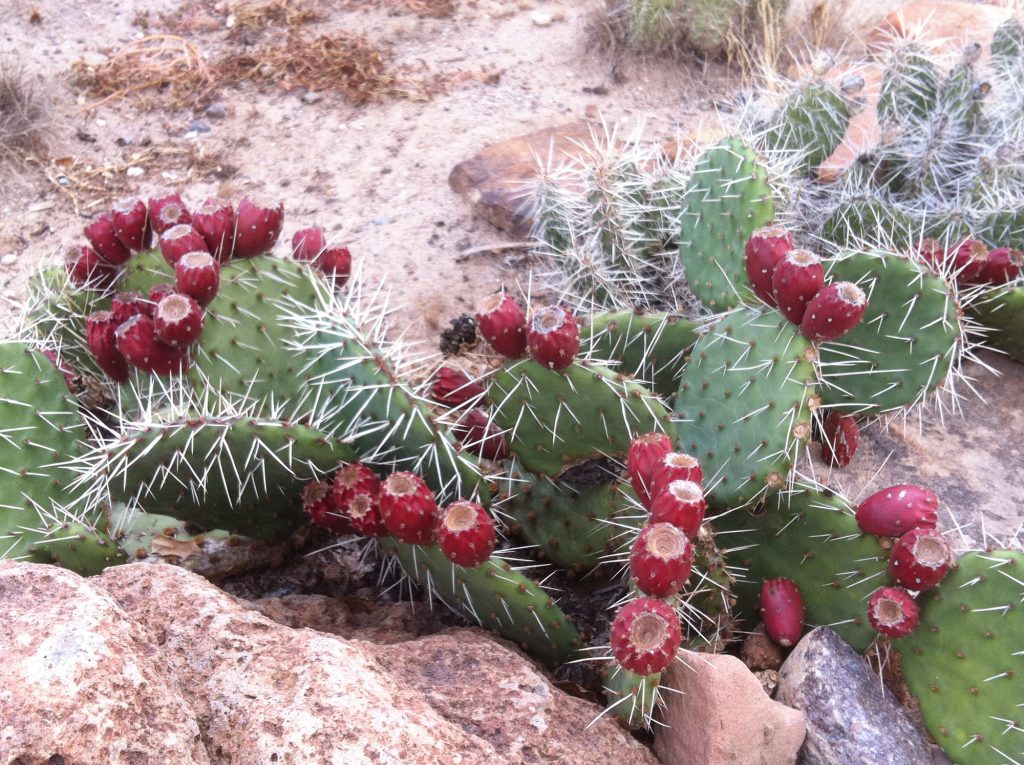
475, 292, 580, 372
608, 433, 709, 675
745, 226, 869, 343
302, 464, 497, 568
758, 483, 951, 652
428, 366, 509, 462
919, 237, 1022, 286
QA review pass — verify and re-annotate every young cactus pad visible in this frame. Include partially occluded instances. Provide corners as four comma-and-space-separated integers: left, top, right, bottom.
763, 83, 850, 176
380, 538, 582, 667
602, 665, 662, 730
678, 137, 775, 310
673, 306, 817, 510
895, 550, 1024, 765
969, 285, 1024, 363
487, 357, 671, 477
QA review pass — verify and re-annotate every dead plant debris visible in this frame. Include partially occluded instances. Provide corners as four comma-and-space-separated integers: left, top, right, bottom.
0, 60, 49, 163
229, 0, 325, 32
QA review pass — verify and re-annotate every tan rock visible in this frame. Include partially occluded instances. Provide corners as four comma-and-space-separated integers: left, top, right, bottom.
0, 561, 210, 765
741, 624, 785, 671
868, 1, 1018, 54
654, 650, 806, 765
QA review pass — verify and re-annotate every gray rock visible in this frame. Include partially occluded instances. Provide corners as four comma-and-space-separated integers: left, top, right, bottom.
205, 102, 227, 120
777, 627, 934, 765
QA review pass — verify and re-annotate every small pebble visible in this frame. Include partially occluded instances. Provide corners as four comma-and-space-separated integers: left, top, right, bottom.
1, 254, 16, 267
126, 167, 144, 178
301, 91, 322, 105
188, 120, 211, 133
205, 102, 227, 120
531, 11, 552, 26
372, 218, 386, 225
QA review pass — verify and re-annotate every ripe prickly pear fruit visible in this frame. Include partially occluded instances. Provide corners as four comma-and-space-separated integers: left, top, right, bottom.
379, 472, 438, 545
437, 500, 497, 567
475, 292, 527, 358
114, 315, 189, 376
760, 577, 805, 647
867, 586, 920, 638
332, 464, 386, 537
192, 198, 235, 262
610, 597, 681, 675
916, 238, 946, 270
745, 225, 794, 305
333, 463, 381, 506
149, 192, 191, 236
233, 195, 284, 259
952, 239, 989, 283
86, 310, 129, 383
84, 214, 132, 265
175, 251, 220, 307
318, 246, 352, 287
149, 283, 178, 306
978, 247, 1023, 285
527, 306, 580, 371
154, 293, 203, 347
66, 245, 117, 289
772, 249, 824, 324
160, 224, 210, 267
111, 197, 149, 252
649, 452, 703, 506
855, 484, 939, 537
302, 479, 354, 535
630, 522, 694, 597
454, 408, 509, 462
111, 291, 152, 324
345, 491, 389, 537
649, 480, 706, 539
628, 432, 673, 508
821, 411, 859, 467
431, 366, 485, 407
292, 227, 325, 261
800, 281, 868, 343
888, 528, 953, 591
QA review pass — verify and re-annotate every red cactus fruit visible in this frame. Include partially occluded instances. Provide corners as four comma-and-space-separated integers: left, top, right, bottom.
475, 292, 527, 358
454, 408, 509, 462
952, 239, 989, 283
610, 597, 682, 675
649, 452, 703, 506
628, 432, 673, 508
630, 522, 694, 597
149, 283, 178, 306
192, 198, 236, 262
760, 577, 805, 647
867, 586, 920, 638
431, 366, 485, 407
745, 225, 794, 305
84, 214, 132, 265
149, 193, 191, 236
301, 480, 354, 535
527, 306, 580, 371
175, 251, 220, 307
344, 490, 389, 537
379, 472, 438, 545
437, 500, 497, 567
111, 292, 153, 324
916, 238, 946, 270
772, 249, 824, 325
154, 293, 203, 347
855, 484, 939, 537
114, 315, 189, 376
86, 311, 129, 383
233, 195, 284, 259
292, 227, 325, 262
332, 462, 380, 504
800, 281, 868, 343
318, 246, 352, 287
978, 247, 1023, 285
649, 480, 706, 539
111, 197, 149, 252
821, 411, 860, 467
889, 528, 953, 591
65, 245, 117, 289
160, 224, 210, 267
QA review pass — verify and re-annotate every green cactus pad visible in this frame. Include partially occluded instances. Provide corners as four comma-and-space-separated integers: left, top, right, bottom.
992, 17, 1024, 73
381, 539, 582, 667
877, 47, 940, 125
821, 199, 915, 250
603, 666, 661, 730
764, 83, 850, 175
673, 306, 817, 510
44, 521, 125, 575
979, 208, 1024, 251
0, 342, 99, 567
96, 415, 356, 541
896, 551, 1024, 765
581, 311, 699, 400
678, 138, 775, 310
969, 285, 1024, 363
119, 248, 176, 296
24, 268, 110, 377
720, 485, 892, 652
488, 358, 671, 478
818, 251, 961, 415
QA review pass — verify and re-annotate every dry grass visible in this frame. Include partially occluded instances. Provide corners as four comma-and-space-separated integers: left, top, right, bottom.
228, 0, 324, 32
0, 60, 49, 163
69, 35, 219, 110
339, 0, 458, 18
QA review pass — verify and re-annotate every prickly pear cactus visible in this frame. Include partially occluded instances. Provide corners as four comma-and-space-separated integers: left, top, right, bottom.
678, 138, 775, 310
895, 551, 1024, 765
764, 83, 850, 176
603, 666, 662, 730
969, 285, 1024, 363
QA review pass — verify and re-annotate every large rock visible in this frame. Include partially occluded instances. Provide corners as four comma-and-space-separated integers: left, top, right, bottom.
0, 561, 210, 765
868, 1, 1018, 53
654, 649, 806, 765
776, 627, 934, 765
